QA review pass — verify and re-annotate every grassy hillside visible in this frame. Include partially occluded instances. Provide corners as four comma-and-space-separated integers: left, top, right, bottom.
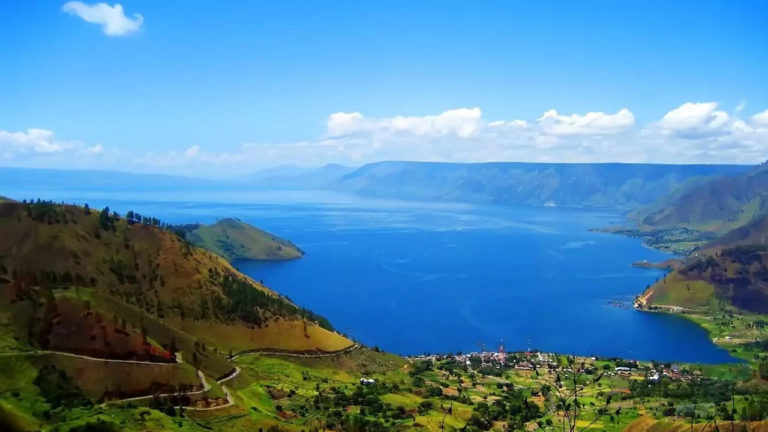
698, 214, 768, 255
183, 218, 303, 262
632, 162, 768, 233
0, 200, 348, 358
1, 200, 767, 431
638, 245, 768, 314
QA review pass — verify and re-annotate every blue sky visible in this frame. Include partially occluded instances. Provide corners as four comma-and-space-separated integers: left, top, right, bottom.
1, 1, 767, 176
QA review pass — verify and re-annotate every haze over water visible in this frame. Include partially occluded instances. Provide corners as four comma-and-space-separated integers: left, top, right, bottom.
12, 190, 737, 363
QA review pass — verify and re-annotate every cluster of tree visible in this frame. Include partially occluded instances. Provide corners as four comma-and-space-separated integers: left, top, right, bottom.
739, 394, 768, 421
22, 199, 68, 224
465, 386, 543, 431
8, 268, 93, 294
629, 376, 733, 402
33, 365, 91, 410
209, 270, 333, 331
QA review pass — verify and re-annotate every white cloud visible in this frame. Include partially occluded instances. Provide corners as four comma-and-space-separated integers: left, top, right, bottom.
658, 102, 731, 138
0, 128, 108, 163
0, 128, 65, 153
751, 109, 768, 128
537, 108, 634, 136
184, 145, 200, 158
735, 100, 747, 115
6, 102, 768, 176
62, 2, 143, 36
327, 107, 483, 138
85, 144, 103, 154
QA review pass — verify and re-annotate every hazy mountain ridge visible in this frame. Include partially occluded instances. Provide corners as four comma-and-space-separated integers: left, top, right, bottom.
1, 163, 752, 211
333, 161, 751, 209
631, 163, 768, 232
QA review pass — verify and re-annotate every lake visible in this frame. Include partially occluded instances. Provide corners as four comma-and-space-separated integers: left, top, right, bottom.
6, 189, 737, 363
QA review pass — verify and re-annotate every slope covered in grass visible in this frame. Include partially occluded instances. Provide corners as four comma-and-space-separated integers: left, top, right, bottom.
0, 200, 348, 357
639, 245, 768, 314
184, 218, 303, 262
698, 213, 768, 255
632, 163, 768, 233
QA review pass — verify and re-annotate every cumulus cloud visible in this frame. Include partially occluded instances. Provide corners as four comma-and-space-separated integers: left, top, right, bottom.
0, 128, 107, 162
0, 129, 66, 153
6, 102, 768, 176
657, 102, 731, 138
537, 108, 635, 135
751, 109, 768, 128
85, 144, 103, 154
327, 107, 483, 138
62, 2, 143, 36
184, 145, 200, 158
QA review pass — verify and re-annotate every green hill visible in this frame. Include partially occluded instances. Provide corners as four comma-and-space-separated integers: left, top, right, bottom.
0, 200, 348, 358
638, 244, 768, 314
632, 162, 768, 233
1, 201, 767, 432
183, 218, 303, 262
697, 213, 768, 256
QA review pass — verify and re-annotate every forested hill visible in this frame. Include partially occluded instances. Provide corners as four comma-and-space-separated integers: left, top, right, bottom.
332, 161, 750, 209
0, 200, 349, 360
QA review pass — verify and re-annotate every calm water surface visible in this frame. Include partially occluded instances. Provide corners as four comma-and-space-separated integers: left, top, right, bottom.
8, 190, 737, 363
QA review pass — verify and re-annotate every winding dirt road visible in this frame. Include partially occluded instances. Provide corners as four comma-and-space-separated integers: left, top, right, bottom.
229, 343, 360, 360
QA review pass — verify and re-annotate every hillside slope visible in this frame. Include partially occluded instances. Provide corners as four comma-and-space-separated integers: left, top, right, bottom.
335, 161, 749, 209
0, 200, 349, 358
632, 162, 768, 232
183, 218, 303, 261
638, 245, 768, 314
698, 213, 768, 256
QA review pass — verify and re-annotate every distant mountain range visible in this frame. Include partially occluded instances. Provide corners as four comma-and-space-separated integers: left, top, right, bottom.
0, 162, 752, 210
329, 161, 751, 209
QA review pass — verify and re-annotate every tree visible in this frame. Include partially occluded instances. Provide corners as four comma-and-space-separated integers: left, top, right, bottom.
544, 356, 615, 432
99, 206, 113, 230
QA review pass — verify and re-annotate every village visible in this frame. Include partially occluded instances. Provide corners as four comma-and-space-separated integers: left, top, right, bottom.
406, 343, 697, 384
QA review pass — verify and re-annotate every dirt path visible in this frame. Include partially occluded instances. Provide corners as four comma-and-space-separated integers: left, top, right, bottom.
184, 386, 235, 411
0, 349, 180, 365
1, 348, 242, 411
217, 366, 241, 384
117, 369, 211, 403
229, 343, 360, 360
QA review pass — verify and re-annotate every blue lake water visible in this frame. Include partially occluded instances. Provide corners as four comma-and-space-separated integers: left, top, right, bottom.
5, 190, 737, 363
